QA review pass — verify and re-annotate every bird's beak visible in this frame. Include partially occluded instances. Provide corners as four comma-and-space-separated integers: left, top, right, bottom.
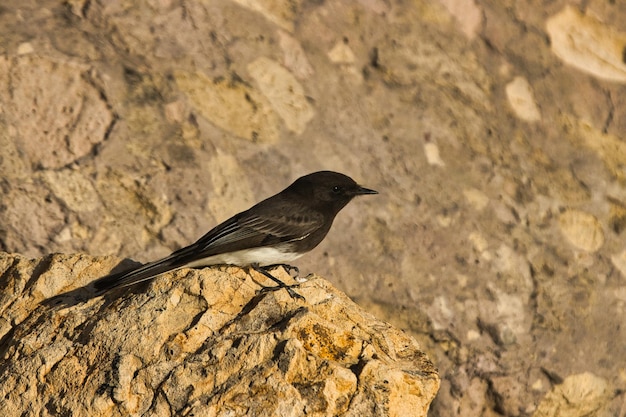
354, 185, 378, 195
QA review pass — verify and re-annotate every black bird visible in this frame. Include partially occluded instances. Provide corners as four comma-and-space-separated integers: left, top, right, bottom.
93, 171, 377, 295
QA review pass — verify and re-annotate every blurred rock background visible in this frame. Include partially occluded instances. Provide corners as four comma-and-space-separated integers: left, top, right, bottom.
1, 0, 625, 415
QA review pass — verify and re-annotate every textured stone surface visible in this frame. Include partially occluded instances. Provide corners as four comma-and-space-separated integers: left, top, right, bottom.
546, 6, 626, 83
533, 372, 611, 417
1, 0, 626, 416
0, 253, 438, 416
0, 55, 114, 172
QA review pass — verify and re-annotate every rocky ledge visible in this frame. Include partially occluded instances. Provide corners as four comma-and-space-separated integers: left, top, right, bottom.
0, 252, 439, 416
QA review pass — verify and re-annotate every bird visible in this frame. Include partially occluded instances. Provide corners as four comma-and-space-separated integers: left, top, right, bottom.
93, 171, 377, 297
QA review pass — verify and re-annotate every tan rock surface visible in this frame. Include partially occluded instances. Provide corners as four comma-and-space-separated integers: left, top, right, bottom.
546, 6, 626, 83
533, 372, 611, 417
0, 252, 439, 416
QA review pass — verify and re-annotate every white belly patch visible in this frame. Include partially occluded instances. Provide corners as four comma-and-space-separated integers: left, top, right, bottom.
183, 247, 303, 268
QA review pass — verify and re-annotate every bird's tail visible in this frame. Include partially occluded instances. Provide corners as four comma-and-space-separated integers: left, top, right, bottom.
93, 254, 183, 293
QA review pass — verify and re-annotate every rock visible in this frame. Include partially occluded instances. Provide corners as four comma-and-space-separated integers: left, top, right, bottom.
558, 209, 604, 252
463, 188, 490, 211
424, 142, 446, 167
505, 76, 541, 122
231, 0, 298, 32
565, 116, 626, 184
546, 6, 626, 83
0, 252, 439, 416
247, 57, 315, 135
174, 70, 280, 143
610, 249, 626, 278
278, 30, 314, 79
438, 0, 482, 39
328, 41, 357, 64
490, 375, 524, 416
533, 372, 610, 417
0, 55, 114, 173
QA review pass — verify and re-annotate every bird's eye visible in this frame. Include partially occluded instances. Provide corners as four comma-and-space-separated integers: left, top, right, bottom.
332, 185, 342, 194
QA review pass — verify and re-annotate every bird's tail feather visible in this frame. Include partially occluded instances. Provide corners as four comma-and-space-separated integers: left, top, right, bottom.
93, 255, 182, 292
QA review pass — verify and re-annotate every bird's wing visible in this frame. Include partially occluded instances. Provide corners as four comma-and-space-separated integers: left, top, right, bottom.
190, 201, 325, 255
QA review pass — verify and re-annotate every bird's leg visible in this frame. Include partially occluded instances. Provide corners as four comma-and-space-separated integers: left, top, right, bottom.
265, 264, 299, 278
250, 264, 304, 300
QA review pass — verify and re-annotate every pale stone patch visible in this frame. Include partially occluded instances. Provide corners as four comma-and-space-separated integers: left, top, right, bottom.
546, 6, 626, 83
42, 169, 100, 212
610, 249, 626, 278
558, 209, 604, 252
424, 142, 445, 166
247, 57, 315, 135
328, 41, 356, 64
0, 56, 113, 169
16, 42, 34, 55
505, 76, 541, 122
468, 232, 489, 253
534, 372, 610, 417
231, 0, 296, 32
278, 30, 314, 79
175, 70, 280, 142
463, 188, 490, 211
438, 0, 482, 39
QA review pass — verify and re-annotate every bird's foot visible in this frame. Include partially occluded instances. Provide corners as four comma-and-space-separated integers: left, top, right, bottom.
258, 283, 304, 300
251, 264, 305, 301
266, 263, 300, 278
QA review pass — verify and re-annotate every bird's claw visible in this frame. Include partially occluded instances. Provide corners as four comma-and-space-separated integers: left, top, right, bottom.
251, 264, 305, 301
258, 283, 305, 300
266, 264, 299, 278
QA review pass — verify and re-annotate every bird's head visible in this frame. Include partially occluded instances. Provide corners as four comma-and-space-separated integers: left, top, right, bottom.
288, 171, 378, 213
